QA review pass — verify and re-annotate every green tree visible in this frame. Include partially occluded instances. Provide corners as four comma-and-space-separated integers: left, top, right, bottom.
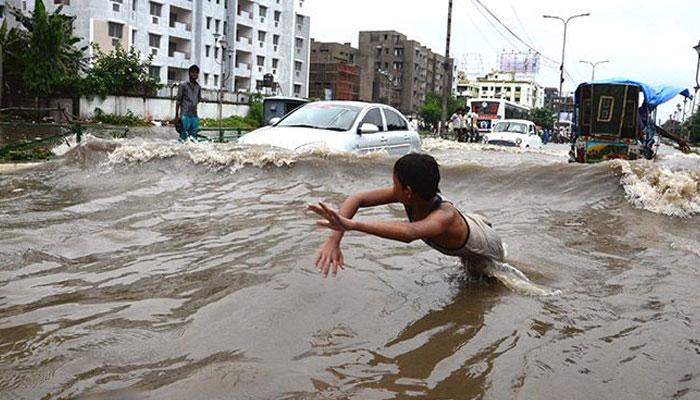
420, 92, 462, 127
528, 107, 556, 129
247, 92, 264, 127
682, 110, 700, 143
84, 44, 160, 97
6, 0, 86, 101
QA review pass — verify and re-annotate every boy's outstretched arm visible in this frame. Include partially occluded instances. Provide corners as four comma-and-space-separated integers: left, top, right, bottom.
310, 187, 397, 277
309, 202, 453, 245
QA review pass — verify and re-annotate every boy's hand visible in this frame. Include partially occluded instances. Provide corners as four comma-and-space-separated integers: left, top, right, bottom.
315, 239, 344, 278
307, 202, 354, 232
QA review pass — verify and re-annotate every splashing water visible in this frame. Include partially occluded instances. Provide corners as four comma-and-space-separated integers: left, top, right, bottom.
484, 262, 562, 297
611, 159, 700, 218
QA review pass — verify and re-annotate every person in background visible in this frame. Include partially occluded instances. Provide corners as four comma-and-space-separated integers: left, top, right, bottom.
449, 109, 462, 141
408, 117, 419, 132
175, 64, 202, 142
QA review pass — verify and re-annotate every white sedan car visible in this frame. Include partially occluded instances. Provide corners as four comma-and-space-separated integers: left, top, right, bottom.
483, 119, 543, 149
238, 101, 421, 155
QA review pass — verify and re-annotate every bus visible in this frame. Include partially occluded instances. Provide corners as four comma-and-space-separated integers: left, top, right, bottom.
469, 98, 530, 134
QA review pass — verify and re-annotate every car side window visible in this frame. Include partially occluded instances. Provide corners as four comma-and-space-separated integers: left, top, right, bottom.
384, 109, 408, 131
361, 108, 384, 131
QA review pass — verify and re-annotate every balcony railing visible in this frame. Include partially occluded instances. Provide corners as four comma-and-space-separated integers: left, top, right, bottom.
169, 50, 191, 63
169, 20, 192, 31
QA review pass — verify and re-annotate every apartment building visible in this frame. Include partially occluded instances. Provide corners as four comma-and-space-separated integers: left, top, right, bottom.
475, 71, 544, 109
455, 72, 480, 104
358, 30, 453, 115
0, 0, 310, 97
309, 40, 360, 100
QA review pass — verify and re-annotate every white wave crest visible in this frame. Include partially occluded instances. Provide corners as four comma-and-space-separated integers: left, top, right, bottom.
105, 139, 301, 171
611, 159, 700, 218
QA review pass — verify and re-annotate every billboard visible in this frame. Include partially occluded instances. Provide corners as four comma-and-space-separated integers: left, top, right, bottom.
498, 50, 541, 75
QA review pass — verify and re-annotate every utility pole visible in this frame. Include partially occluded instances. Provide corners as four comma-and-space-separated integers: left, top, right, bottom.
440, 0, 453, 137
692, 41, 700, 123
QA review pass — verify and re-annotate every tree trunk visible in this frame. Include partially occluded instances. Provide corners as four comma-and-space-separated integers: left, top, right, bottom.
0, 44, 4, 109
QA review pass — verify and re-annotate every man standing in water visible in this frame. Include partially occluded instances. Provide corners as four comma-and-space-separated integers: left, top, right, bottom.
175, 65, 202, 142
308, 153, 505, 278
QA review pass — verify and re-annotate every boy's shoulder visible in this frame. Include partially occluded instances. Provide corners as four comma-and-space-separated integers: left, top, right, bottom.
430, 201, 461, 220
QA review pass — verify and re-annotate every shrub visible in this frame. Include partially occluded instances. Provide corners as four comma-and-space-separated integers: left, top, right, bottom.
91, 108, 148, 126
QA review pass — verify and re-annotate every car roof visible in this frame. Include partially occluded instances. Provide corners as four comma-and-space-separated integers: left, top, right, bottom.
308, 100, 403, 112
495, 119, 533, 124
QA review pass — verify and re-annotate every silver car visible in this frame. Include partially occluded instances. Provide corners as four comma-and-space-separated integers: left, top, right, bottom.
238, 101, 421, 155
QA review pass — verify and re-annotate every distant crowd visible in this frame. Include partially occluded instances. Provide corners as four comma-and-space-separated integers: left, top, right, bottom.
409, 107, 575, 145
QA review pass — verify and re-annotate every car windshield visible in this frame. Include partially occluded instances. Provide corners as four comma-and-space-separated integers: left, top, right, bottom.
494, 122, 528, 134
277, 103, 362, 131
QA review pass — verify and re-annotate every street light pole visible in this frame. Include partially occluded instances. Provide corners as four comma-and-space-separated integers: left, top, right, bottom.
543, 12, 590, 124
579, 59, 609, 81
692, 41, 700, 117
213, 33, 229, 139
440, 0, 453, 138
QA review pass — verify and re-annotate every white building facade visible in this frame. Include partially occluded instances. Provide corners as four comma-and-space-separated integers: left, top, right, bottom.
0, 0, 310, 97
475, 71, 544, 109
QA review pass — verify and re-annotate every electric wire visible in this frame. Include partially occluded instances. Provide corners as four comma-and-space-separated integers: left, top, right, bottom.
470, 0, 578, 84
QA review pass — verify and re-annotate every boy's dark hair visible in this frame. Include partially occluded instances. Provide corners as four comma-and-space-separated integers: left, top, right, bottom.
189, 64, 200, 73
393, 153, 440, 200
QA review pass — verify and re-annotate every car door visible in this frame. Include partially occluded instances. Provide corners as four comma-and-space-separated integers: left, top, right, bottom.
354, 107, 387, 153
528, 123, 543, 147
383, 108, 415, 154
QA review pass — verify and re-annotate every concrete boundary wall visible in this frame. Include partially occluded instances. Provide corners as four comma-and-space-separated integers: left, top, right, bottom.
77, 88, 250, 121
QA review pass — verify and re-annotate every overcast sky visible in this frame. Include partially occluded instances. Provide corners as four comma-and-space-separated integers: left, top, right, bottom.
306, 0, 700, 120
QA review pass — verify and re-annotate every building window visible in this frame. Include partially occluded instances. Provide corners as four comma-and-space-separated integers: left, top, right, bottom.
295, 37, 303, 48
214, 75, 219, 86
272, 58, 279, 69
294, 84, 301, 96
214, 47, 219, 59
259, 5, 267, 17
273, 35, 280, 45
258, 30, 266, 42
204, 73, 209, 85
205, 45, 210, 57
148, 66, 160, 81
206, 16, 211, 29
223, 21, 227, 35
132, 0, 136, 10
149, 1, 161, 16
148, 33, 160, 48
294, 61, 302, 71
274, 10, 281, 22
296, 14, 303, 26
257, 56, 265, 66
108, 22, 123, 39
215, 19, 220, 32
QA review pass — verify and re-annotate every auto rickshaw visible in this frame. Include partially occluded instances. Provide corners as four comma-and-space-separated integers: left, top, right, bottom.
571, 79, 691, 163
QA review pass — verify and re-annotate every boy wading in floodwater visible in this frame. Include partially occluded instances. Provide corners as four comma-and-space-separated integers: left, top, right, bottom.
308, 153, 506, 279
